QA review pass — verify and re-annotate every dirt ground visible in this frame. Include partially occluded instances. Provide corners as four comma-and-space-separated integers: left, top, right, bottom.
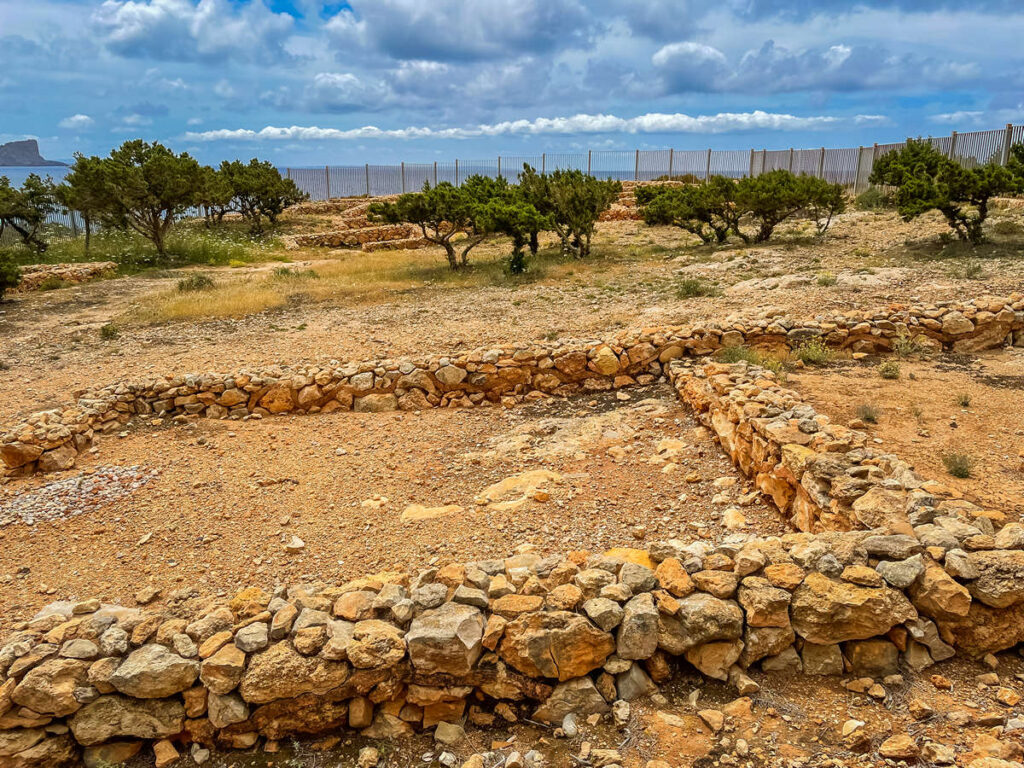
2, 208, 1023, 420
0, 385, 784, 627
791, 349, 1024, 521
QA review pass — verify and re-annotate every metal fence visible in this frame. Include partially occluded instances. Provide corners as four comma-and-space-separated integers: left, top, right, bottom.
282, 123, 1022, 201
3, 123, 1021, 248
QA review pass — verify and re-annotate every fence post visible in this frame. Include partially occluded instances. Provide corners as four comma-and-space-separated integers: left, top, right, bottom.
948, 131, 958, 161
325, 166, 330, 200
433, 161, 438, 187
401, 162, 406, 193
668, 148, 674, 178
497, 156, 501, 179
286, 168, 291, 181
854, 146, 866, 194
587, 150, 592, 176
455, 159, 459, 186
634, 149, 640, 181
542, 153, 546, 174
1003, 124, 1014, 165
761, 149, 767, 175
364, 164, 370, 197
748, 149, 755, 178
788, 148, 794, 172
70, 211, 79, 238
817, 147, 825, 178
704, 147, 712, 181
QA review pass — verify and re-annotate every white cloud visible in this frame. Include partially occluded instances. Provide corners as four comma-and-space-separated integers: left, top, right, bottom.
93, 0, 296, 64
186, 109, 886, 142
59, 113, 95, 130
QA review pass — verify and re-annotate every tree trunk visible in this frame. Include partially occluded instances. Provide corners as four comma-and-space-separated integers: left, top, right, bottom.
529, 230, 539, 256
84, 216, 92, 254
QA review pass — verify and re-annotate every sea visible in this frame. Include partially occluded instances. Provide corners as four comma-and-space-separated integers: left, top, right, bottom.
0, 166, 71, 186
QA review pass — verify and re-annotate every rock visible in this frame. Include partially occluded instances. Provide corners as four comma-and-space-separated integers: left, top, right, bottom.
239, 642, 350, 704
82, 741, 143, 768
434, 721, 465, 746
737, 577, 791, 627
967, 550, 1024, 608
846, 638, 900, 677
801, 642, 844, 675
658, 593, 743, 654
691, 570, 739, 598
654, 558, 694, 598
406, 603, 484, 676
994, 523, 1024, 550
153, 739, 179, 768
200, 644, 245, 695
38, 444, 78, 472
0, 441, 43, 468
349, 697, 374, 729
284, 535, 305, 554
583, 598, 625, 631
878, 733, 919, 760
109, 644, 199, 699
739, 626, 795, 668
616, 663, 656, 701
347, 620, 406, 669
234, 622, 269, 653
686, 640, 744, 681
617, 593, 659, 661
761, 646, 803, 672
619, 562, 657, 593
698, 709, 725, 733
910, 564, 972, 619
357, 746, 380, 768
354, 394, 398, 412
207, 691, 249, 728
500, 611, 615, 682
876, 555, 925, 589
69, 695, 185, 745
11, 659, 88, 716
533, 677, 610, 723
790, 572, 917, 644
60, 639, 99, 660
852, 490, 917, 531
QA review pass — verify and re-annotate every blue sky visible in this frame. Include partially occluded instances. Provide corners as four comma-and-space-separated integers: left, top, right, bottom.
1, 0, 1022, 166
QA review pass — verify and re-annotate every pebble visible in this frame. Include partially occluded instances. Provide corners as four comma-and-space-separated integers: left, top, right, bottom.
0, 466, 159, 526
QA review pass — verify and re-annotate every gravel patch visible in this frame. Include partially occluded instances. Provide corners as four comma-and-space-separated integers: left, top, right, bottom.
0, 466, 159, 526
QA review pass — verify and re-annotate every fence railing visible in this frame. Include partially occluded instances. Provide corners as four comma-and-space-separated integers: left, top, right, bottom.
282, 123, 1021, 201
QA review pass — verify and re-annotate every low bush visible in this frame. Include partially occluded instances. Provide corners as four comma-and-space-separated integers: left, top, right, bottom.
878, 360, 901, 379
718, 346, 760, 364
892, 334, 923, 358
942, 452, 973, 478
675, 277, 721, 298
177, 273, 215, 292
854, 186, 892, 211
856, 403, 881, 424
954, 392, 972, 407
816, 271, 837, 286
793, 338, 832, 366
99, 323, 119, 340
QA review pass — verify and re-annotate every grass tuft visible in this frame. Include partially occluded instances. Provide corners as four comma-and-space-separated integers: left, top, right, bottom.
855, 403, 881, 424
942, 452, 973, 479
878, 360, 901, 379
792, 338, 832, 366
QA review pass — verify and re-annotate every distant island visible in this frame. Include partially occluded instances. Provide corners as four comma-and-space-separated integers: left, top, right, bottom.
0, 139, 68, 167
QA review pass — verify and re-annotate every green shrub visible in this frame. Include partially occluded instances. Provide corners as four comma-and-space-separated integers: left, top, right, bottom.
272, 266, 318, 280
99, 323, 119, 340
870, 139, 1013, 244
856, 403, 881, 424
854, 186, 892, 211
675, 277, 721, 298
0, 254, 23, 299
793, 338, 832, 366
177, 273, 215, 292
942, 452, 972, 478
718, 346, 760, 364
892, 334, 923, 358
816, 271, 837, 286
954, 392, 972, 407
878, 360, 901, 379
990, 218, 1023, 237
38, 275, 70, 291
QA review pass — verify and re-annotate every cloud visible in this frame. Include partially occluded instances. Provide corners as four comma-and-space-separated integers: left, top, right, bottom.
325, 0, 593, 62
653, 39, 982, 94
93, 0, 296, 64
185, 109, 887, 142
304, 72, 392, 113
59, 114, 95, 130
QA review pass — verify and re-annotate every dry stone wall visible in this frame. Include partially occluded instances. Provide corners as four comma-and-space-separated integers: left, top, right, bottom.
3, 294, 1022, 477
12, 263, 117, 293
4, 518, 1024, 767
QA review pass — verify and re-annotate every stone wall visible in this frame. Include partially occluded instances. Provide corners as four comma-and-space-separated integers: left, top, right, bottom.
12, 263, 117, 293
3, 294, 1022, 476
4, 517, 1024, 767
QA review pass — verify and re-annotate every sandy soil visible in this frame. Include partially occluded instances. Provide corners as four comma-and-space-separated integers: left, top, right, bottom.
0, 386, 784, 627
791, 350, 1024, 522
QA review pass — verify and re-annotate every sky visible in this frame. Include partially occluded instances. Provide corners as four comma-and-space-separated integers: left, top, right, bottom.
1, 0, 1022, 167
